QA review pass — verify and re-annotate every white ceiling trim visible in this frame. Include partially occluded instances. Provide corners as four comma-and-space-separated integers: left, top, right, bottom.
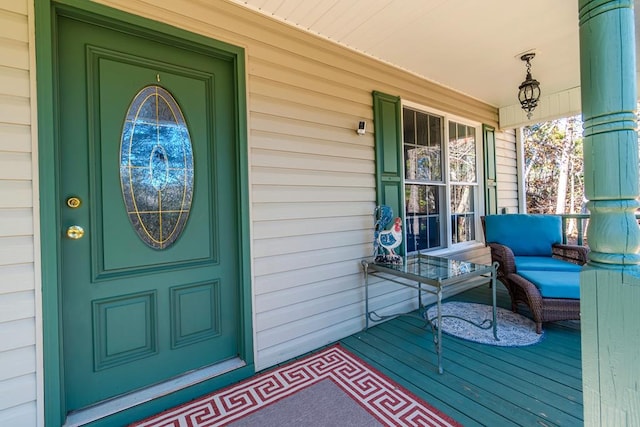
500, 87, 582, 129
229, 1, 581, 108
229, 0, 639, 126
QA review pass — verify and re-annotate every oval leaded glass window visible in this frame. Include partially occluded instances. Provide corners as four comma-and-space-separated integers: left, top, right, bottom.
120, 85, 194, 250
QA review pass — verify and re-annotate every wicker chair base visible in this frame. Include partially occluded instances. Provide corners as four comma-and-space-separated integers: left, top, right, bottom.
503, 274, 580, 334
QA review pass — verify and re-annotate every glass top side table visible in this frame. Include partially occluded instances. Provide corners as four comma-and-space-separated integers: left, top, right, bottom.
361, 253, 498, 373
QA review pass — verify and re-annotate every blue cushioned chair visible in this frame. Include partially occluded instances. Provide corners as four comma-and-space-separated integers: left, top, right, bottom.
482, 214, 588, 333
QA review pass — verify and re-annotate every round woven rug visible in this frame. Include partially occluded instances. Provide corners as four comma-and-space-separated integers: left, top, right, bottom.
425, 301, 543, 347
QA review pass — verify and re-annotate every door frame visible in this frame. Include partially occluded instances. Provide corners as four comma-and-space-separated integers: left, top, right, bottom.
35, 1, 254, 424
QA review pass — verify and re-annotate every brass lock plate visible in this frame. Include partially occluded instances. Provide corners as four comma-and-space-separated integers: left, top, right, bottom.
67, 197, 82, 209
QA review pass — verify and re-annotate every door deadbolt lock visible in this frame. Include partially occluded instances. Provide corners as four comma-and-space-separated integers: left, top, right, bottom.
67, 197, 82, 209
66, 225, 85, 240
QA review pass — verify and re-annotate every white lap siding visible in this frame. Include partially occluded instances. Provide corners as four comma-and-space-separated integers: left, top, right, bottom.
496, 129, 520, 213
0, 0, 38, 425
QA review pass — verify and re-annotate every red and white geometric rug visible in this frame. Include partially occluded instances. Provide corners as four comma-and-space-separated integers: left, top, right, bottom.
131, 344, 461, 427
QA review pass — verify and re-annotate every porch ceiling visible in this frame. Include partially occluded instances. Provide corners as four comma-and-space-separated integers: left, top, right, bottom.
230, 0, 639, 118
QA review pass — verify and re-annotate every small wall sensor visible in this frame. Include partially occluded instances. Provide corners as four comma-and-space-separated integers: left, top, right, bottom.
357, 120, 366, 135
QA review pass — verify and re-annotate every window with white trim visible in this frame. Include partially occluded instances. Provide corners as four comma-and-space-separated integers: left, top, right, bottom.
403, 105, 480, 253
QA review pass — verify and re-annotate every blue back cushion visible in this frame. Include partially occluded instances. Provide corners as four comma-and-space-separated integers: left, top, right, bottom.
485, 214, 562, 256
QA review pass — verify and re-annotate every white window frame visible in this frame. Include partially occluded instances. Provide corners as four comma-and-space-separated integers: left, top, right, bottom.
402, 100, 485, 255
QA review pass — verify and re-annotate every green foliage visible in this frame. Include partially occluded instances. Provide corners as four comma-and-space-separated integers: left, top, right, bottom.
523, 116, 584, 214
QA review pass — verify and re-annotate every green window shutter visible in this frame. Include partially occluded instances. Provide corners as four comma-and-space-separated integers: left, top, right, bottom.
373, 91, 405, 256
483, 124, 498, 215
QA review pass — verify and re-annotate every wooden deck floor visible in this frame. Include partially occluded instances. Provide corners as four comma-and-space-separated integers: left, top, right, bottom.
340, 283, 583, 427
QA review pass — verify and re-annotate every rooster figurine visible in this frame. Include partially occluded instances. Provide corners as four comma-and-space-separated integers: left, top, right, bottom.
375, 217, 403, 264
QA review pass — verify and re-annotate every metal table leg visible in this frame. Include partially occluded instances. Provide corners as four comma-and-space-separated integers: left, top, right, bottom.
362, 260, 369, 330
436, 285, 443, 374
492, 262, 499, 340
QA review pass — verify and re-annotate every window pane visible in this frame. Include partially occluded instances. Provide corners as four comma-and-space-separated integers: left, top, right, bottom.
405, 146, 432, 181
451, 185, 474, 213
405, 215, 442, 252
405, 185, 442, 251
405, 146, 442, 181
429, 115, 441, 147
449, 121, 456, 142
427, 115, 442, 180
405, 146, 417, 180
416, 112, 428, 146
449, 122, 476, 183
451, 214, 475, 244
406, 184, 426, 214
405, 185, 440, 215
450, 185, 475, 244
405, 215, 443, 252
423, 146, 442, 181
403, 108, 415, 144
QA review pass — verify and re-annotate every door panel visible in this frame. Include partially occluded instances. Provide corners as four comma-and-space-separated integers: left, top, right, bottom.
58, 16, 241, 411
97, 57, 215, 275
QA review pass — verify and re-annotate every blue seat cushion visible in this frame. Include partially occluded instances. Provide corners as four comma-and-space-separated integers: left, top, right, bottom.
517, 270, 580, 299
485, 214, 562, 256
515, 256, 582, 272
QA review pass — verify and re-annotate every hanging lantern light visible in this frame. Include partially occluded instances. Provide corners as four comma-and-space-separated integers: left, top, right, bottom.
518, 53, 541, 119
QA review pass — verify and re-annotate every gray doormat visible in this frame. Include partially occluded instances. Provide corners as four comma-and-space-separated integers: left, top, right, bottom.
229, 379, 381, 426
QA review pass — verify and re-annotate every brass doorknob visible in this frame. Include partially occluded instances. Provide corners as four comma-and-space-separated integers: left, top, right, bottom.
66, 225, 85, 240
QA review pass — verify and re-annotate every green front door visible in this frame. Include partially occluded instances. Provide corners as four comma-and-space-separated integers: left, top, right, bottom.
57, 14, 243, 412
